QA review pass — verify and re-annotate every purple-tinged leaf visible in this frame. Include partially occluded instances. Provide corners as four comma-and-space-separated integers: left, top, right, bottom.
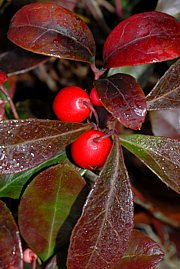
147, 58, 180, 110
94, 73, 147, 130
0, 119, 91, 175
8, 2, 96, 63
0, 200, 23, 269
150, 110, 180, 139
19, 163, 87, 261
0, 47, 48, 76
114, 230, 164, 269
120, 134, 180, 194
103, 12, 180, 68
67, 135, 134, 269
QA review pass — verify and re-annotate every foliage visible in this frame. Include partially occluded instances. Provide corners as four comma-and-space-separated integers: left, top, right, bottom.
0, 0, 179, 268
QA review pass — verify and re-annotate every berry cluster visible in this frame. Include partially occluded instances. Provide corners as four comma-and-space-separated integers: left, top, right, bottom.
53, 86, 112, 169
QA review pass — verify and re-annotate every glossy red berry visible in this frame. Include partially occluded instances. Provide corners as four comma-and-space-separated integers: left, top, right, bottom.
90, 88, 103, 107
71, 130, 112, 169
53, 86, 91, 122
23, 248, 37, 263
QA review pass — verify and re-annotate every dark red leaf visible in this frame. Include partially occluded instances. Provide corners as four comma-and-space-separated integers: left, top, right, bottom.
0, 200, 23, 269
19, 163, 87, 261
8, 2, 96, 63
147, 58, 180, 110
0, 46, 48, 76
67, 135, 134, 269
103, 11, 180, 68
0, 119, 91, 175
150, 110, 180, 139
114, 230, 164, 269
94, 73, 147, 130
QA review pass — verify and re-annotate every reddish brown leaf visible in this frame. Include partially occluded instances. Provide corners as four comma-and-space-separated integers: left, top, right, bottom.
150, 110, 180, 139
94, 73, 147, 130
113, 230, 164, 269
67, 135, 134, 269
147, 58, 180, 110
0, 99, 6, 120
19, 163, 87, 261
8, 2, 96, 63
0, 119, 91, 175
103, 12, 180, 68
0, 200, 23, 269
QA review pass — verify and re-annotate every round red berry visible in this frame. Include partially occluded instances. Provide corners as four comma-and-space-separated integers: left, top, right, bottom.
23, 248, 37, 264
53, 86, 91, 122
90, 88, 103, 107
71, 130, 112, 169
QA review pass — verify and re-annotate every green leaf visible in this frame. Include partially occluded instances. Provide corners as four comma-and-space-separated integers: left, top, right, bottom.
19, 162, 87, 261
0, 200, 23, 268
120, 134, 180, 194
0, 150, 66, 199
67, 135, 134, 269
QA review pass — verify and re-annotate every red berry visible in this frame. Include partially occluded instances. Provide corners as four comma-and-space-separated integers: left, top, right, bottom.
23, 248, 37, 263
71, 130, 112, 169
90, 88, 103, 107
53, 86, 91, 122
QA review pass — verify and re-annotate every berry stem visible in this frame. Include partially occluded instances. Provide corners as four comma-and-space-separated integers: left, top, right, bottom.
90, 62, 107, 80
83, 100, 100, 127
93, 130, 114, 143
0, 85, 19, 119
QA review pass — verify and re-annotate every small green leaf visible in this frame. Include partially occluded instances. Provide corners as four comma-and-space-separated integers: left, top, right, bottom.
120, 134, 180, 194
19, 163, 87, 261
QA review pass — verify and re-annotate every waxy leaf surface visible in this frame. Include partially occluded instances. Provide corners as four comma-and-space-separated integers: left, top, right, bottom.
67, 135, 134, 269
114, 230, 164, 269
120, 134, 180, 194
0, 200, 23, 269
147, 58, 180, 110
103, 12, 180, 68
0, 119, 91, 175
8, 2, 96, 63
150, 110, 180, 139
0, 150, 66, 199
19, 163, 87, 261
94, 73, 147, 130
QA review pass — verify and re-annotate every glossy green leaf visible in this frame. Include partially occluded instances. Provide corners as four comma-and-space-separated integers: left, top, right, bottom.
19, 163, 87, 261
120, 134, 180, 194
0, 150, 66, 199
0, 200, 23, 268
0, 119, 91, 175
113, 230, 164, 269
67, 135, 134, 269
147, 58, 180, 110
8, 2, 96, 63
